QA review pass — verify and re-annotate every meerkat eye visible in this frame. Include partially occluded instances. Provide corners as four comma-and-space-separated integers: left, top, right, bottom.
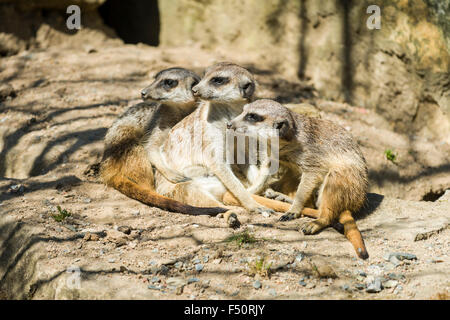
191, 80, 199, 88
244, 113, 264, 122
162, 79, 178, 89
210, 77, 229, 86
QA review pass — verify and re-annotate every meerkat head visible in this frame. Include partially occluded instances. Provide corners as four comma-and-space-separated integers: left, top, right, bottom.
140, 67, 200, 106
192, 62, 255, 104
229, 99, 296, 141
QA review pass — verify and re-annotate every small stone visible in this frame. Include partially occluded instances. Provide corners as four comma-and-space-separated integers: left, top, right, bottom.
383, 280, 398, 288
393, 285, 403, 294
366, 278, 383, 293
193, 259, 201, 264
354, 283, 365, 290
305, 283, 316, 289
118, 226, 131, 235
298, 281, 307, 287
150, 276, 160, 283
253, 280, 262, 289
174, 261, 183, 269
108, 258, 116, 263
167, 277, 187, 288
203, 256, 209, 263
187, 277, 200, 284
152, 248, 158, 253
195, 264, 204, 272
148, 285, 161, 290
132, 210, 140, 216
388, 273, 405, 281
295, 253, 304, 263
268, 289, 277, 296
342, 284, 350, 291
83, 198, 91, 204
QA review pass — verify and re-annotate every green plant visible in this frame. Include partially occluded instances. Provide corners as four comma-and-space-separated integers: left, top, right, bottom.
248, 256, 272, 278
225, 229, 257, 247
51, 205, 71, 222
384, 149, 397, 164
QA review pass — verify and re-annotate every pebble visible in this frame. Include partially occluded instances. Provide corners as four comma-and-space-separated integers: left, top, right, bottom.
393, 285, 403, 294
203, 256, 209, 263
253, 280, 262, 289
83, 198, 91, 204
298, 281, 307, 287
118, 226, 131, 235
195, 264, 204, 272
132, 210, 140, 216
108, 258, 116, 263
383, 280, 398, 288
366, 278, 383, 293
150, 277, 160, 283
193, 259, 201, 264
295, 253, 304, 263
174, 261, 183, 269
268, 289, 277, 296
152, 248, 158, 253
388, 273, 405, 281
355, 283, 365, 290
167, 277, 187, 288
148, 285, 161, 290
187, 277, 200, 284
342, 284, 350, 291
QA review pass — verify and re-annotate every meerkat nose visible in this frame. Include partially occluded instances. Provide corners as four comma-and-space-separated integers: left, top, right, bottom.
226, 122, 233, 129
192, 87, 199, 96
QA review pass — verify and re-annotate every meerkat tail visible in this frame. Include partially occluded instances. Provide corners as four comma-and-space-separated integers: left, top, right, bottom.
338, 210, 369, 260
110, 175, 227, 216
223, 191, 319, 218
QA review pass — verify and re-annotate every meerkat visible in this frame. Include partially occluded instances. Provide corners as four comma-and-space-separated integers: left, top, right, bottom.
153, 62, 275, 216
229, 99, 369, 259
100, 67, 227, 216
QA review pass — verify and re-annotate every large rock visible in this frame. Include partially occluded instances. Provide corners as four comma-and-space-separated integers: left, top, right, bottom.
159, 0, 450, 142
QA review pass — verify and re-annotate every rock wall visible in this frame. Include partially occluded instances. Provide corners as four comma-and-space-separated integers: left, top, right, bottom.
159, 0, 450, 142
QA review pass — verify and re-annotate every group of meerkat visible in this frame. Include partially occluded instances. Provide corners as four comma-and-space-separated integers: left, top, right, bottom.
100, 62, 369, 259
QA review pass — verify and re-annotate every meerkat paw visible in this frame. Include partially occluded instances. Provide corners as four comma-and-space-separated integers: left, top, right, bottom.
250, 207, 274, 218
224, 210, 242, 229
264, 189, 293, 204
279, 211, 299, 221
300, 221, 326, 235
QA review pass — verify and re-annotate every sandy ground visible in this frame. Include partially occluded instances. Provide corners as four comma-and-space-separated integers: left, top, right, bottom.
0, 45, 449, 299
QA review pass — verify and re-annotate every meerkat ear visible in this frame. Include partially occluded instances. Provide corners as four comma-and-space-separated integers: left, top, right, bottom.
274, 120, 294, 141
240, 80, 255, 100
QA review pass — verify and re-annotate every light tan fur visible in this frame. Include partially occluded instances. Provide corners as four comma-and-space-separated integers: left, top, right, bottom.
230, 99, 369, 259
154, 62, 274, 216
100, 68, 227, 216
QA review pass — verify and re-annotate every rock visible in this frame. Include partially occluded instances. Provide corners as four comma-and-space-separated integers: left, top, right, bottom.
366, 277, 383, 293
310, 260, 338, 279
150, 276, 160, 283
167, 277, 187, 288
108, 258, 115, 263
253, 280, 262, 289
383, 280, 399, 289
187, 277, 199, 284
295, 253, 304, 263
268, 289, 277, 296
384, 252, 417, 263
388, 273, 406, 281
117, 226, 131, 235
298, 281, 307, 287
203, 256, 209, 263
0, 84, 16, 101
342, 284, 350, 291
393, 285, 403, 294
174, 261, 183, 269
148, 285, 161, 290
195, 264, 204, 272
354, 283, 365, 290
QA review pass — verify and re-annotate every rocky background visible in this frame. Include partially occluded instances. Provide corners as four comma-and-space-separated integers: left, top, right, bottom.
0, 0, 449, 299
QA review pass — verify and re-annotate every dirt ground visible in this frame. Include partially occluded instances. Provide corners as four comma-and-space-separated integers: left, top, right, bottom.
0, 44, 449, 299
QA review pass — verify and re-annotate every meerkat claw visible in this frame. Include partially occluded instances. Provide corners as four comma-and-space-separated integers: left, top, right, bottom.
279, 212, 295, 221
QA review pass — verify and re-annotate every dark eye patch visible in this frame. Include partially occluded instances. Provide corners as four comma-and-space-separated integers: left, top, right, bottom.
244, 113, 264, 122
210, 77, 229, 86
191, 80, 199, 88
161, 79, 178, 89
